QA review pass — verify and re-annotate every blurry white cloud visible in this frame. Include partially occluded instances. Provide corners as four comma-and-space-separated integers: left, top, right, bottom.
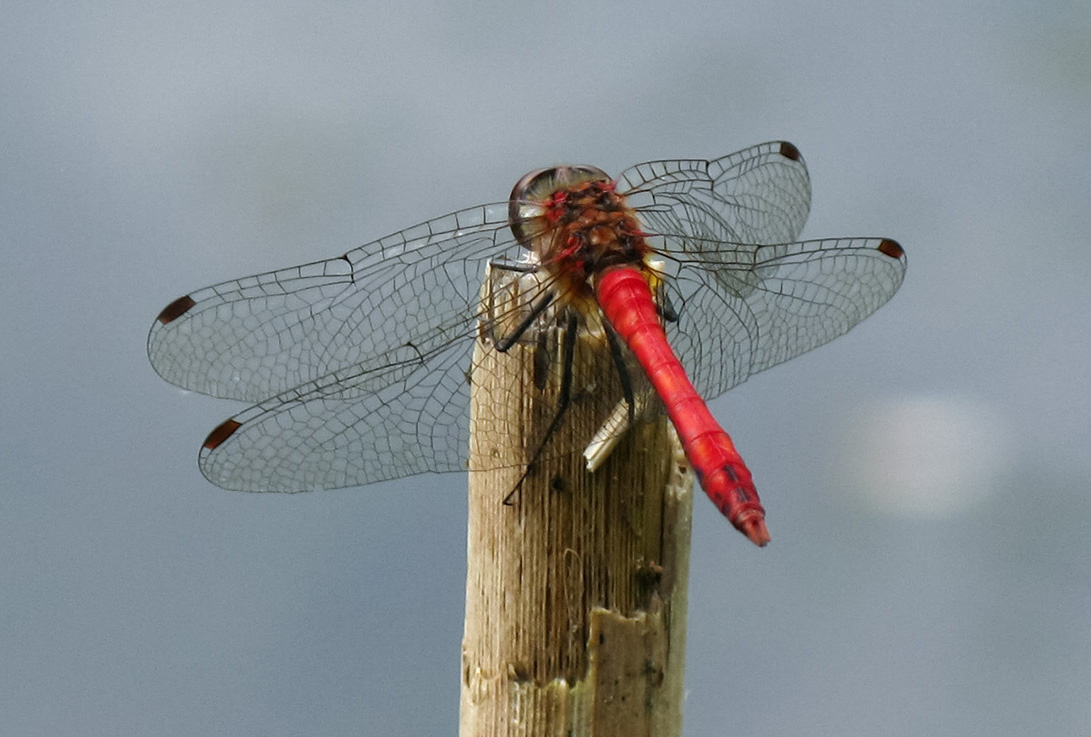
835, 396, 1013, 517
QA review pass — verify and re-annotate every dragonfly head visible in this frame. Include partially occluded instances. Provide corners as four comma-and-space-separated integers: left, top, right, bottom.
509, 165, 611, 250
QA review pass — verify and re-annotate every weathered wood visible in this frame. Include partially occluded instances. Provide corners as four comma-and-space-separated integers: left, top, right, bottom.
460, 267, 695, 736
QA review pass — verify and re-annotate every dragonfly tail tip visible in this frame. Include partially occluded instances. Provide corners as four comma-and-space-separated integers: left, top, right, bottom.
736, 512, 770, 547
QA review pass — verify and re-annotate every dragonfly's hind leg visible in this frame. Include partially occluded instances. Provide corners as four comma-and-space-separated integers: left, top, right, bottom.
604, 323, 637, 428
502, 311, 579, 506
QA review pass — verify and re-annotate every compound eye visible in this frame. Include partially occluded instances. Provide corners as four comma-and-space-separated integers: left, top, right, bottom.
508, 165, 611, 249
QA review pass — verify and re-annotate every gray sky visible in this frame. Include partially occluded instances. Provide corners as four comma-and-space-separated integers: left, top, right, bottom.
3, 1, 1090, 735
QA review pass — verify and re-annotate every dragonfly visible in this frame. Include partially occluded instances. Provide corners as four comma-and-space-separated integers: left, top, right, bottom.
148, 141, 906, 546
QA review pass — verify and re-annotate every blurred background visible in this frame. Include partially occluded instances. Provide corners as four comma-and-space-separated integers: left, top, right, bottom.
2, 1, 1088, 735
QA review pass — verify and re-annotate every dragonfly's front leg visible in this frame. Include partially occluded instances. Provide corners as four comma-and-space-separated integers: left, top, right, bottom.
480, 261, 556, 352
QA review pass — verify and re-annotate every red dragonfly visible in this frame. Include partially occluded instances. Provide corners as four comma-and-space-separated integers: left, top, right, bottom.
149, 141, 905, 546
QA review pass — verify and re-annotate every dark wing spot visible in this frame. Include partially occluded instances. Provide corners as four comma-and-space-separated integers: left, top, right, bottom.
203, 419, 242, 450
877, 239, 905, 259
778, 141, 802, 161
156, 295, 196, 324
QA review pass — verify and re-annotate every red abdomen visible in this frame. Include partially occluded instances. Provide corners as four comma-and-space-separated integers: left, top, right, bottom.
595, 266, 770, 546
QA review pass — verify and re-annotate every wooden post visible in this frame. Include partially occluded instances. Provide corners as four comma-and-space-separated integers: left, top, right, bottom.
460, 266, 695, 736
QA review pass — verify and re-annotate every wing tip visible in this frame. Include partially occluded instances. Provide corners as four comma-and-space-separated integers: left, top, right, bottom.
876, 238, 905, 260
157, 295, 197, 324
778, 141, 802, 162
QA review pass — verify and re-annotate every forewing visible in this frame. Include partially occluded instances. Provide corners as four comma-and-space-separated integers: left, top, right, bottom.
148, 202, 520, 402
664, 238, 907, 399
618, 141, 812, 249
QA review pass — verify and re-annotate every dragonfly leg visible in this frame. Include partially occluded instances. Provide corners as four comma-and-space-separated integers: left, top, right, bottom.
492, 291, 556, 353
657, 289, 679, 323
503, 310, 579, 506
603, 322, 638, 428
488, 259, 540, 275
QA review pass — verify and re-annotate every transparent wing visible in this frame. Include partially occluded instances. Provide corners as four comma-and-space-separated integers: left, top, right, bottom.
618, 141, 812, 248
196, 279, 633, 493
619, 142, 903, 399
661, 237, 907, 399
197, 333, 480, 491
148, 202, 519, 403
193, 236, 906, 494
